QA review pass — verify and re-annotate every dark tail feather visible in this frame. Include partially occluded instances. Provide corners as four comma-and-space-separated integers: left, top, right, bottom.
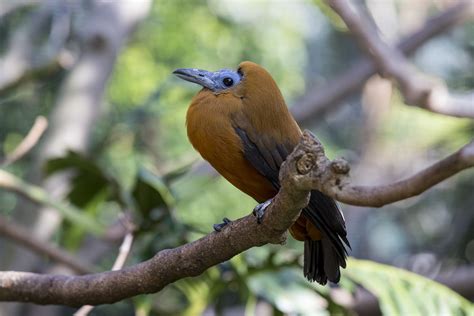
304, 239, 341, 285
301, 191, 349, 285
322, 237, 341, 282
303, 239, 341, 285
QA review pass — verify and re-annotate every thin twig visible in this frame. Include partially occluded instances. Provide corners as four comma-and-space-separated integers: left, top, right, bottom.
326, 0, 474, 118
1, 116, 48, 167
0, 215, 95, 274
74, 217, 135, 316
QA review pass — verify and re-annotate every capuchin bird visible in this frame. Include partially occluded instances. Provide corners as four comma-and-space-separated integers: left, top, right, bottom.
173, 61, 349, 284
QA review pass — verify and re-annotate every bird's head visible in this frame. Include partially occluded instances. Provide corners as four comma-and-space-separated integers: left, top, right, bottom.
173, 66, 243, 93
174, 61, 288, 125
173, 61, 281, 97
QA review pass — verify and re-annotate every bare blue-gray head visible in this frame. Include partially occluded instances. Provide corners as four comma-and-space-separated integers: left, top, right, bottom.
173, 67, 242, 92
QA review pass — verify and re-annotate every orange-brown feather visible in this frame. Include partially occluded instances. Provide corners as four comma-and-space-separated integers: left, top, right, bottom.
186, 89, 276, 202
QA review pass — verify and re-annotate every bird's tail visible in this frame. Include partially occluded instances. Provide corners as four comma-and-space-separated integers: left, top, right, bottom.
302, 191, 350, 285
303, 238, 343, 284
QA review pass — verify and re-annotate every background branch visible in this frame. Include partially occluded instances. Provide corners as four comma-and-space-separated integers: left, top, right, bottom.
0, 216, 94, 275
326, 0, 474, 118
74, 226, 135, 316
292, 0, 473, 124
0, 1, 66, 93
1, 116, 48, 167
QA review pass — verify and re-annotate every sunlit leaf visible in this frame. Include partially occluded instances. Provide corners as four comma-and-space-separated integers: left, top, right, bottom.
345, 258, 474, 316
248, 268, 330, 316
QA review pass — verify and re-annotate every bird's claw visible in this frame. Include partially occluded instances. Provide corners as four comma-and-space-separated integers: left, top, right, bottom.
253, 198, 272, 224
213, 217, 231, 232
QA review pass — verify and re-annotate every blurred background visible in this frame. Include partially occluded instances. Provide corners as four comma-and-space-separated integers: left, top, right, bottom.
0, 0, 473, 315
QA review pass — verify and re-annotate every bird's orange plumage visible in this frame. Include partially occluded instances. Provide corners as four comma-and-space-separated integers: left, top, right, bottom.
186, 61, 319, 241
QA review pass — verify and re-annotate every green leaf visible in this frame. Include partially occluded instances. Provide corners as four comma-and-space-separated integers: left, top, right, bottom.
345, 258, 474, 316
44, 150, 122, 208
248, 268, 329, 316
174, 270, 218, 316
132, 167, 175, 218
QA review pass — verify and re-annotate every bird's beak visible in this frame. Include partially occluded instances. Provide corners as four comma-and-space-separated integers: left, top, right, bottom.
173, 68, 215, 90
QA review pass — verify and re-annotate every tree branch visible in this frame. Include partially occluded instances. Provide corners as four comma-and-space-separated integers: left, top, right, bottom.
293, 135, 474, 207
326, 0, 474, 118
1, 131, 472, 305
1, 116, 48, 167
292, 0, 473, 124
0, 216, 95, 275
0, 2, 66, 93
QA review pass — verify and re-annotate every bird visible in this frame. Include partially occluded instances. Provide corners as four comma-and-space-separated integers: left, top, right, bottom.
173, 61, 349, 285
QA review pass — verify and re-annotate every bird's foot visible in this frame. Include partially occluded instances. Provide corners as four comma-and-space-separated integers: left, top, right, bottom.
213, 217, 231, 232
253, 198, 272, 224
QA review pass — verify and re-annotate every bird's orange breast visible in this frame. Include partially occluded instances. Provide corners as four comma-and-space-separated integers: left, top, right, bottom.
186, 89, 276, 202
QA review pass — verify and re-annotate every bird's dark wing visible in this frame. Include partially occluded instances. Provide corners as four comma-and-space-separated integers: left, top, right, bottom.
234, 126, 350, 268
234, 127, 287, 190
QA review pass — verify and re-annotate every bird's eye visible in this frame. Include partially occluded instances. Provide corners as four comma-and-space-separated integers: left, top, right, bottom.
223, 77, 234, 87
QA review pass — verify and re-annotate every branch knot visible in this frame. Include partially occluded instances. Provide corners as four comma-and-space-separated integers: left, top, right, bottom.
296, 153, 317, 175
331, 158, 350, 174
